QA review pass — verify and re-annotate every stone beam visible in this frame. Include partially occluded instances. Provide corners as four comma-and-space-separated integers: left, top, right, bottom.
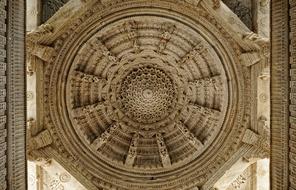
91, 124, 119, 150
125, 133, 139, 167
176, 122, 204, 151
156, 133, 171, 167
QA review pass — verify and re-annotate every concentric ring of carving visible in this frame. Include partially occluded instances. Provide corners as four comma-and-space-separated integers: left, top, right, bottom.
107, 54, 188, 132
118, 65, 176, 124
68, 16, 227, 172
46, 3, 242, 189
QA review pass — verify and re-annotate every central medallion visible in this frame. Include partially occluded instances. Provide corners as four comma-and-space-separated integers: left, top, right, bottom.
118, 66, 176, 124
143, 89, 153, 99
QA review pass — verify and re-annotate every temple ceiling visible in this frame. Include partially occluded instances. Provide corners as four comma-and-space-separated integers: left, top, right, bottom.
26, 0, 270, 189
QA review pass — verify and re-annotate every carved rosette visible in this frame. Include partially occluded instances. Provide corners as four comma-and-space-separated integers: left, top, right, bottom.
36, 1, 252, 189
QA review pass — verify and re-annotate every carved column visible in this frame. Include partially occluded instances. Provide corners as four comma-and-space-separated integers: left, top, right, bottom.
0, 0, 27, 189
271, 0, 296, 189
289, 2, 296, 189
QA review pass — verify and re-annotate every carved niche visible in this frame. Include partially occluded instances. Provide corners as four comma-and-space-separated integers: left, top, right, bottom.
28, 0, 266, 189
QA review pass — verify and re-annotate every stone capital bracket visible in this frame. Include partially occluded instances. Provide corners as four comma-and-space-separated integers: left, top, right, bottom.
27, 42, 56, 63
242, 32, 270, 48
27, 126, 53, 154
26, 23, 56, 75
242, 32, 270, 67
242, 128, 270, 161
240, 52, 261, 67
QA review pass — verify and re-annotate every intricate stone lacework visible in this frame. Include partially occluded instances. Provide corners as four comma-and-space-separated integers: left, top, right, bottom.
28, 0, 264, 189
66, 17, 228, 171
119, 66, 176, 123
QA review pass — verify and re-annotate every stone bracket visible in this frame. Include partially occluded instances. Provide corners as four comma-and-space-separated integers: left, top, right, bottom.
240, 52, 261, 67
242, 129, 259, 145
29, 129, 53, 151
242, 129, 269, 160
27, 42, 56, 62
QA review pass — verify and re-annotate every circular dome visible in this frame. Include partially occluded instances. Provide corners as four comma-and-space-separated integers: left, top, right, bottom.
45, 1, 244, 189
67, 14, 227, 177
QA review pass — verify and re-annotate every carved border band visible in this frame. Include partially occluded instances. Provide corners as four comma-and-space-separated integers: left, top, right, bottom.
6, 0, 26, 189
271, 0, 295, 189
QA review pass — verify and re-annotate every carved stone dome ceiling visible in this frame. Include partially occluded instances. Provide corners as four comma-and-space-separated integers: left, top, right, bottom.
40, 1, 253, 189
69, 16, 228, 169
